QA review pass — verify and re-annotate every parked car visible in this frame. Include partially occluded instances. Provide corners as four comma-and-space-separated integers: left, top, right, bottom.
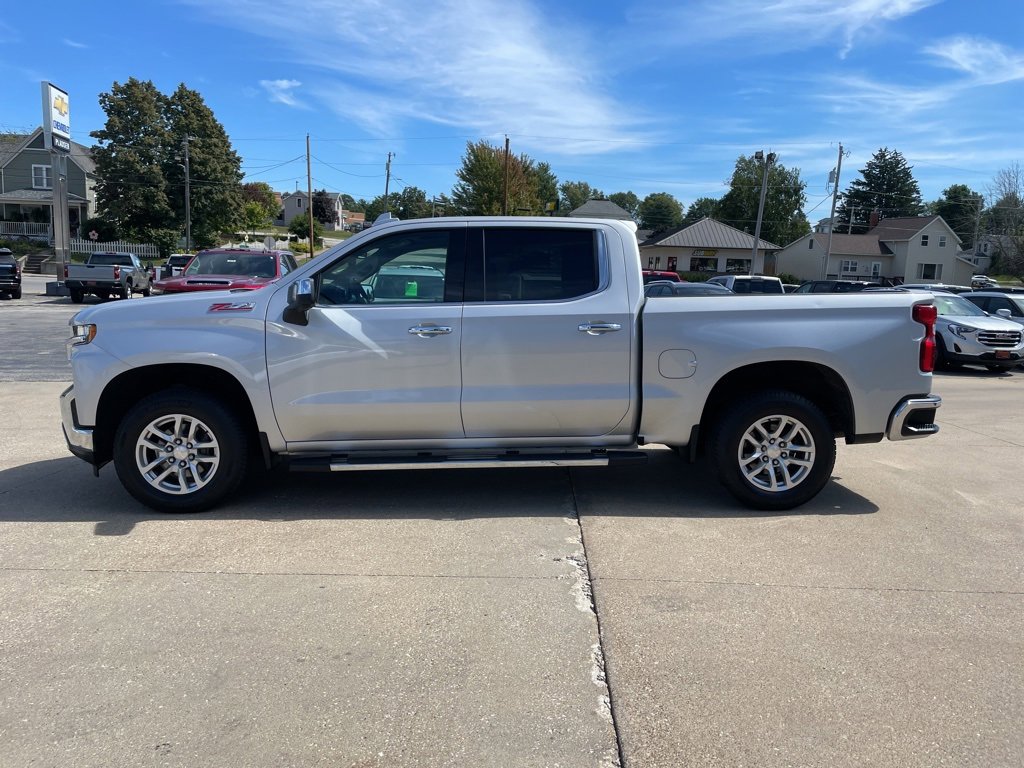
151, 249, 299, 295
926, 292, 1024, 370
64, 251, 152, 303
897, 283, 966, 294
792, 280, 881, 293
0, 247, 22, 299
642, 270, 681, 284
961, 291, 1024, 328
62, 215, 942, 514
706, 275, 784, 294
645, 281, 734, 297
971, 275, 999, 289
783, 284, 801, 293
163, 254, 194, 279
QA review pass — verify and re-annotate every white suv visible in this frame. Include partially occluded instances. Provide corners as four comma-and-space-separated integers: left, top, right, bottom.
706, 275, 784, 294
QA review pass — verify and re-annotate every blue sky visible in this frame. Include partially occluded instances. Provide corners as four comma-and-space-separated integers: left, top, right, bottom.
2, 0, 1022, 219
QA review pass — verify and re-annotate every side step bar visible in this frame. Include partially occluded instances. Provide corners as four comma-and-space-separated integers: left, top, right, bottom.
288, 450, 648, 473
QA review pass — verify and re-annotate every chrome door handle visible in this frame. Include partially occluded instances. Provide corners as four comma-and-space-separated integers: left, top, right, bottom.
408, 325, 453, 337
578, 322, 622, 335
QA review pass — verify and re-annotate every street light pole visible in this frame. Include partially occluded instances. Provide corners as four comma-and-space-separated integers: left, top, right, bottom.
182, 136, 191, 251
750, 150, 775, 275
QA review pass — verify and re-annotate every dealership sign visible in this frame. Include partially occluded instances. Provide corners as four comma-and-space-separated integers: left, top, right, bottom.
41, 82, 71, 153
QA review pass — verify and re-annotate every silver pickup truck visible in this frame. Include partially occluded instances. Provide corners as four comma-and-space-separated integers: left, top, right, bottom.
61, 216, 941, 513
64, 251, 152, 302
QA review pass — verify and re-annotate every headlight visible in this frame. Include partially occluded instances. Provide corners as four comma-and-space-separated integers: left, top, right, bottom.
67, 322, 97, 359
948, 323, 977, 339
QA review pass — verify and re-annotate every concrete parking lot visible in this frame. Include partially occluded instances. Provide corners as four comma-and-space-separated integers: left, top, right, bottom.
1, 275, 1021, 767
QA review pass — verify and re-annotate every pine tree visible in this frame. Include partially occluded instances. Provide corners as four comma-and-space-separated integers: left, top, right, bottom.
837, 148, 923, 233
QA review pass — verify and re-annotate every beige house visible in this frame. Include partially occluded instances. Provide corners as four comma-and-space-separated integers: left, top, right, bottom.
777, 216, 983, 285
639, 217, 779, 275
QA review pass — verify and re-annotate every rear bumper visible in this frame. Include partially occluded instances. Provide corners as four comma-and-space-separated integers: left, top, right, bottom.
60, 385, 96, 463
886, 395, 941, 441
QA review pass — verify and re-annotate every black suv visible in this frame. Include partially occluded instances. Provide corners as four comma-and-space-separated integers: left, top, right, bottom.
0, 248, 22, 299
793, 279, 880, 293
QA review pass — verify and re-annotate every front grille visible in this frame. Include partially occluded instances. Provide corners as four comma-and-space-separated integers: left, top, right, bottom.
187, 279, 231, 286
979, 330, 1022, 347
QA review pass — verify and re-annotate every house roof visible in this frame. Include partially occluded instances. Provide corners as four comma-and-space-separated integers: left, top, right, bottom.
868, 215, 960, 243
568, 199, 634, 220
0, 188, 88, 203
0, 128, 95, 175
808, 233, 893, 257
641, 217, 780, 250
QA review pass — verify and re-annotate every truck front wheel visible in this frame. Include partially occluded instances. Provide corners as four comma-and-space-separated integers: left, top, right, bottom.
113, 389, 248, 513
711, 391, 835, 511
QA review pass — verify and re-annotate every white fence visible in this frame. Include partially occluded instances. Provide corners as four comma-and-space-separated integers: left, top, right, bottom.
0, 221, 51, 239
70, 238, 160, 260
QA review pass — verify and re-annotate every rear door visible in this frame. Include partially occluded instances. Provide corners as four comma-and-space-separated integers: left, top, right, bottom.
459, 225, 634, 438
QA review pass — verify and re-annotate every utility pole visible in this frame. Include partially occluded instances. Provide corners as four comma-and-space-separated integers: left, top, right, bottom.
750, 150, 775, 275
823, 143, 846, 279
971, 193, 984, 257
384, 152, 393, 207
306, 133, 314, 254
502, 135, 510, 216
182, 135, 191, 251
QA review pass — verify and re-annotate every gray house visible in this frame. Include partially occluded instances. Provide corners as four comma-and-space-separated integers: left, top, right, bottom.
280, 190, 347, 231
639, 217, 779, 275
0, 128, 96, 240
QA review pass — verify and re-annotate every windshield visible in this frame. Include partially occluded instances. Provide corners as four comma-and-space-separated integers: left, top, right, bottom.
184, 252, 276, 278
933, 294, 986, 317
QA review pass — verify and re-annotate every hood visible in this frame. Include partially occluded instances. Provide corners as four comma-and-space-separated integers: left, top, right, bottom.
71, 285, 278, 327
941, 313, 1023, 332
154, 274, 278, 292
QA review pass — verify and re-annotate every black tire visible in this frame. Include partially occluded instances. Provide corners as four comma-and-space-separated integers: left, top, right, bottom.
711, 390, 836, 511
12, 287, 22, 299
119, 282, 131, 299
934, 334, 961, 371
113, 388, 249, 513
69, 288, 84, 303
141, 284, 151, 297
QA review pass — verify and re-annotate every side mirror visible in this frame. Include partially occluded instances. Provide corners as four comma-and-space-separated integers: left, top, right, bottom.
996, 308, 1012, 319
283, 278, 315, 326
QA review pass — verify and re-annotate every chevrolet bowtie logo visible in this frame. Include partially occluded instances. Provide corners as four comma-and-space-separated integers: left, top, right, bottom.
53, 94, 69, 117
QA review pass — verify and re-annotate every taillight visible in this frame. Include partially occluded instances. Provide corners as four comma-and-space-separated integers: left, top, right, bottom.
913, 303, 937, 372
63, 264, 68, 279
113, 266, 121, 280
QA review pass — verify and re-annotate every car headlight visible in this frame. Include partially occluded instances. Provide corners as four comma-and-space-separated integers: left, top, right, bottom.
67, 321, 97, 359
948, 323, 977, 339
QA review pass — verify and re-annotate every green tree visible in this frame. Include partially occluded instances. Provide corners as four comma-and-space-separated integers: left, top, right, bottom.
986, 163, 1024, 275
312, 189, 338, 226
450, 140, 548, 215
559, 181, 604, 212
242, 182, 278, 219
288, 211, 324, 243
928, 184, 983, 248
340, 193, 363, 213
637, 192, 684, 231
364, 193, 401, 221
241, 201, 270, 235
837, 148, 923, 233
531, 162, 559, 213
90, 78, 174, 239
608, 191, 640, 218
163, 84, 243, 247
716, 155, 809, 246
682, 196, 720, 226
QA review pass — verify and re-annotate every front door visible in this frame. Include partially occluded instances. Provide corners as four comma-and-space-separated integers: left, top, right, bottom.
265, 226, 467, 443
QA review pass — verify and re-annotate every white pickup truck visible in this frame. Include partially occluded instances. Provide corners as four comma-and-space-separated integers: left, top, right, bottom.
61, 216, 941, 514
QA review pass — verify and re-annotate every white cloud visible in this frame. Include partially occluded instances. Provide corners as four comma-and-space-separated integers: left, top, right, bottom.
62, 38, 87, 49
631, 0, 939, 57
259, 79, 304, 107
178, 0, 650, 154
924, 36, 1024, 86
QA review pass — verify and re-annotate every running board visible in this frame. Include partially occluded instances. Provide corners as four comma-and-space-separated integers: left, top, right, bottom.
288, 450, 648, 473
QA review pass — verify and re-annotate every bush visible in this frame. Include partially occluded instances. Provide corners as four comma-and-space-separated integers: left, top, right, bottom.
289, 242, 310, 254
776, 273, 801, 285
0, 238, 48, 257
81, 217, 119, 242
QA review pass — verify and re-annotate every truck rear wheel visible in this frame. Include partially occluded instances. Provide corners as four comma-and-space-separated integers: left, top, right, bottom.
113, 389, 248, 513
69, 288, 84, 303
711, 390, 835, 511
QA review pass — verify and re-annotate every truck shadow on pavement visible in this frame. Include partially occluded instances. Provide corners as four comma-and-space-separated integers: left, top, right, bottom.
0, 449, 878, 536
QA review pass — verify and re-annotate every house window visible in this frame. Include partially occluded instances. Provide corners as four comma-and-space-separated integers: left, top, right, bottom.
840, 260, 858, 275
983, 242, 990, 254
297, 198, 303, 208
871, 262, 881, 277
939, 235, 946, 247
32, 165, 52, 189
920, 234, 929, 246
917, 263, 942, 280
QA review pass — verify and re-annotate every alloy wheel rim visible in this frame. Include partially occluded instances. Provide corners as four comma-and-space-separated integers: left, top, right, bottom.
737, 414, 815, 493
135, 413, 220, 495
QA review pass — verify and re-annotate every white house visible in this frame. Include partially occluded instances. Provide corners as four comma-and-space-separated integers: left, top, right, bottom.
777, 215, 982, 285
279, 191, 346, 231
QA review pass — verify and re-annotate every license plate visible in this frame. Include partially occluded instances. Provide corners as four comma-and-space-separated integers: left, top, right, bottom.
995, 350, 1010, 359
86, 281, 97, 286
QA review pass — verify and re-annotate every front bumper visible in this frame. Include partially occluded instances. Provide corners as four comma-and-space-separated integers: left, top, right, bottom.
886, 395, 941, 441
60, 385, 96, 463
